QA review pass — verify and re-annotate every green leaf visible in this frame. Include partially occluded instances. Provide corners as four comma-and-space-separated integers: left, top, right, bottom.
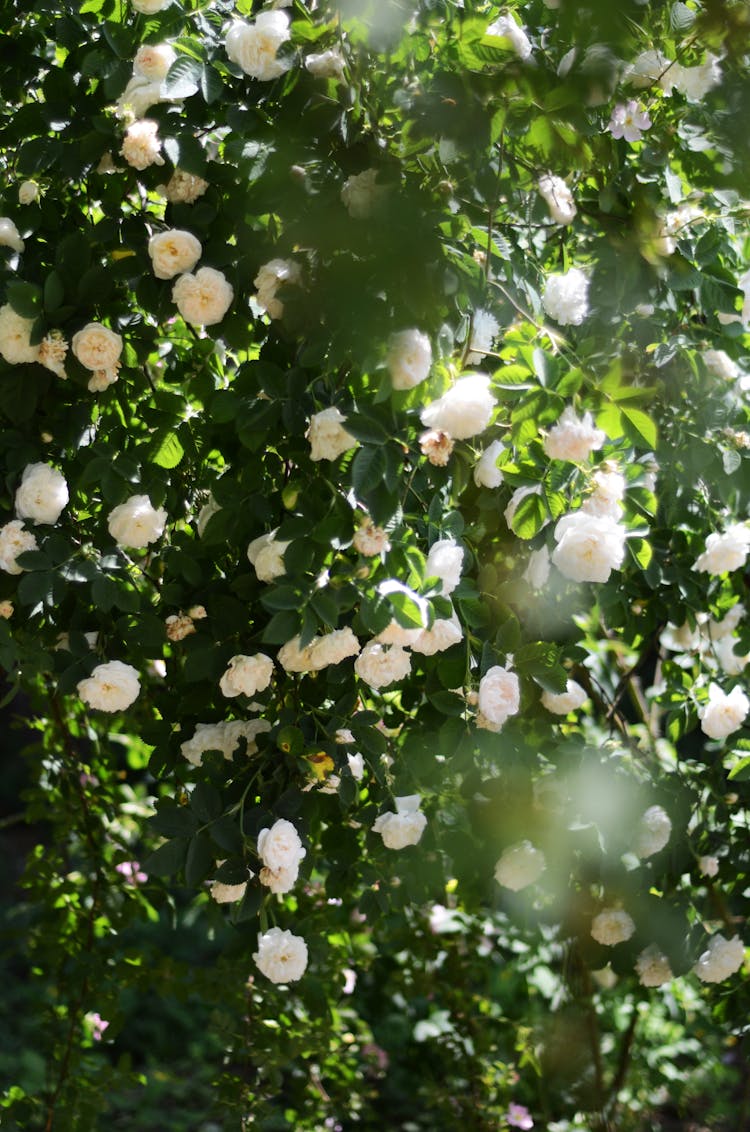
7, 281, 42, 319
185, 833, 214, 886
149, 803, 199, 839
200, 63, 224, 104
728, 755, 750, 781
190, 782, 222, 823
427, 690, 466, 716
622, 407, 657, 450
510, 492, 547, 540
262, 609, 300, 644
151, 432, 185, 469
163, 56, 202, 99
627, 538, 653, 570
43, 272, 65, 312
352, 446, 386, 499
143, 837, 189, 877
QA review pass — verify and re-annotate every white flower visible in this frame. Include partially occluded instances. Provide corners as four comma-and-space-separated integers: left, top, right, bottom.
247, 531, 289, 582
347, 752, 365, 780
486, 14, 532, 60
627, 49, 677, 94
18, 181, 39, 206
71, 322, 123, 372
412, 610, 463, 656
354, 642, 412, 690
148, 229, 202, 280
353, 518, 390, 556
660, 620, 701, 653
160, 169, 209, 204
713, 635, 749, 676
220, 653, 274, 699
278, 635, 316, 673
180, 719, 271, 766
225, 11, 292, 81
196, 494, 221, 537
699, 683, 749, 740
120, 119, 164, 170
132, 0, 170, 11
387, 329, 432, 391
254, 927, 308, 983
38, 331, 68, 378
544, 406, 605, 462
77, 660, 141, 712
375, 620, 422, 648
607, 100, 652, 142
133, 42, 176, 80
538, 173, 576, 224
635, 944, 673, 987
633, 805, 672, 859
307, 406, 357, 461
694, 524, 750, 575
465, 309, 500, 365
420, 374, 496, 440
590, 907, 636, 946
591, 965, 617, 989
425, 538, 463, 595
698, 855, 719, 878
474, 439, 505, 488
258, 818, 306, 874
116, 77, 164, 120
0, 520, 38, 575
693, 933, 744, 983
108, 494, 167, 549
419, 428, 454, 466
253, 258, 301, 319
582, 468, 626, 519
0, 217, 24, 254
524, 545, 551, 589
0, 600, 12, 618
542, 268, 590, 326
478, 665, 520, 728
172, 267, 234, 327
308, 627, 361, 670
552, 511, 626, 583
703, 349, 738, 380
541, 679, 587, 715
341, 168, 386, 219
166, 611, 197, 642
15, 463, 69, 525
0, 305, 39, 365
210, 879, 247, 904
305, 49, 346, 79
672, 54, 721, 101
373, 795, 427, 849
87, 367, 120, 392
494, 841, 546, 891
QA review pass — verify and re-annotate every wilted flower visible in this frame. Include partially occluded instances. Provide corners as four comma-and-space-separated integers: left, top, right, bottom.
353, 518, 390, 557
419, 429, 454, 466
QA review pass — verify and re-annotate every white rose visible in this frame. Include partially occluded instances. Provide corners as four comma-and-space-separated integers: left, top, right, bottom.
627, 49, 677, 94
225, 12, 292, 82
372, 795, 427, 850
353, 518, 390, 556
582, 468, 626, 519
307, 406, 357, 462
148, 229, 202, 280
254, 927, 308, 983
220, 653, 274, 698
633, 805, 672, 859
259, 864, 300, 893
420, 374, 496, 440
210, 879, 247, 904
694, 524, 750, 574
538, 173, 576, 224
466, 309, 500, 365
478, 665, 520, 728
108, 494, 167, 548
714, 635, 749, 676
253, 258, 301, 319
180, 719, 271, 766
387, 329, 432, 391
494, 841, 546, 891
0, 600, 13, 618
698, 855, 719, 878
308, 626, 360, 670
172, 266, 234, 327
18, 181, 39, 206
699, 683, 749, 740
120, 119, 164, 170
347, 752, 365, 780
341, 168, 386, 219
703, 349, 738, 380
305, 49, 346, 79
524, 545, 551, 589
278, 634, 316, 674
375, 619, 422, 648
0, 520, 38, 575
0, 217, 25, 254
132, 0, 170, 10
116, 77, 164, 120
247, 531, 289, 582
552, 511, 626, 583
635, 944, 673, 987
425, 538, 463, 595
77, 660, 141, 712
541, 679, 588, 715
38, 331, 69, 378
71, 322, 123, 372
474, 439, 505, 488
160, 169, 209, 204
257, 818, 306, 875
542, 268, 590, 326
354, 641, 412, 690
486, 14, 532, 60
672, 54, 721, 101
15, 463, 69, 525
590, 907, 636, 946
0, 304, 40, 364
693, 933, 744, 983
544, 406, 605, 462
196, 494, 221, 537
411, 611, 463, 656
133, 42, 176, 80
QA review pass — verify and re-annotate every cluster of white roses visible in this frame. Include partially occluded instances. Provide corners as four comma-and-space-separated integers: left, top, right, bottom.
145, 224, 233, 328
0, 462, 69, 575
116, 41, 176, 120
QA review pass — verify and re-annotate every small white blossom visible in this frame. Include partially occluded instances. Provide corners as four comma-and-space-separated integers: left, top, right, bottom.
247, 531, 289, 583
627, 50, 677, 94
210, 879, 248, 904
254, 927, 308, 983
220, 653, 274, 699
133, 42, 176, 80
159, 169, 209, 204
341, 168, 386, 219
15, 463, 69, 526
693, 933, 744, 983
0, 520, 38, 575
108, 495, 167, 549
0, 305, 39, 365
633, 805, 672, 859
412, 610, 463, 656
703, 349, 738, 380
347, 752, 365, 780
494, 841, 546, 891
465, 310, 500, 366
538, 173, 576, 225
307, 407, 357, 461
474, 439, 505, 488
18, 181, 39, 206
308, 627, 361, 670
305, 49, 346, 79
542, 268, 590, 326
0, 217, 25, 254
420, 374, 496, 440
77, 660, 141, 712
253, 258, 301, 319
38, 331, 68, 378
607, 100, 651, 142
72, 322, 123, 373
544, 407, 605, 462
635, 944, 673, 987
590, 907, 636, 946
699, 683, 749, 740
419, 428, 454, 466
698, 855, 719, 878
486, 14, 532, 60
353, 518, 390, 557
541, 679, 587, 715
672, 54, 721, 102
373, 795, 427, 849
582, 468, 626, 519
425, 538, 463, 595
387, 329, 432, 391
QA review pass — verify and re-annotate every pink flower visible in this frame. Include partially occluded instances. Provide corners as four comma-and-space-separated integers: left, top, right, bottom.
116, 860, 147, 886
507, 1104, 533, 1130
607, 100, 651, 142
87, 1012, 109, 1041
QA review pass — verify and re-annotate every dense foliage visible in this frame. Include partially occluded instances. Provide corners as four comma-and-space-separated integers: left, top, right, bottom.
1, 0, 749, 1128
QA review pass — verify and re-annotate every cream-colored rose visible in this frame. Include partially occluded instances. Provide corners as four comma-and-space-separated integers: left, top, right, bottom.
148, 229, 202, 280
307, 406, 357, 462
132, 0, 170, 13
693, 933, 744, 983
353, 518, 390, 556
544, 406, 605, 462
0, 304, 39, 365
494, 841, 546, 891
552, 511, 626, 583
254, 927, 308, 983
354, 641, 412, 690
159, 169, 209, 204
108, 494, 167, 549
478, 665, 520, 727
219, 653, 274, 698
538, 173, 576, 224
257, 818, 306, 874
0, 217, 25, 254
633, 805, 671, 859
590, 907, 635, 946
305, 49, 346, 79
635, 945, 673, 987
133, 42, 176, 80
71, 322, 123, 372
699, 683, 749, 740
18, 181, 39, 206
0, 600, 13, 618
225, 11, 291, 81
77, 660, 141, 712
387, 329, 432, 391
15, 463, 69, 525
0, 520, 38, 575
541, 679, 588, 715
372, 795, 427, 849
420, 375, 496, 440
253, 258, 301, 319
341, 168, 386, 218
172, 266, 234, 326
247, 530, 289, 582
120, 118, 164, 170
